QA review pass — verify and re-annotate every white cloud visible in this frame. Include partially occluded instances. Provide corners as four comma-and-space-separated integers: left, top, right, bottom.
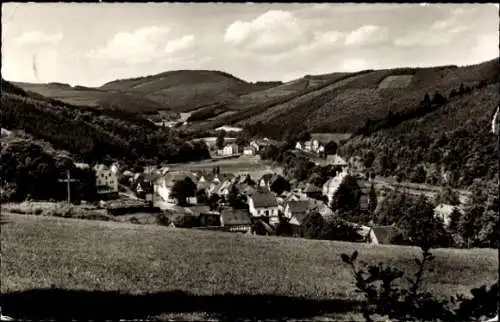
223, 10, 313, 54
344, 25, 389, 46
87, 26, 171, 63
164, 34, 195, 54
15, 31, 63, 45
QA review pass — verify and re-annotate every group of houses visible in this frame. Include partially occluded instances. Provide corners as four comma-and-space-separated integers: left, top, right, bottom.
191, 136, 279, 157
295, 133, 353, 155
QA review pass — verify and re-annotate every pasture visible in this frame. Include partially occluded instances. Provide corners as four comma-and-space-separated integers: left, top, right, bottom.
0, 214, 497, 321
377, 75, 414, 89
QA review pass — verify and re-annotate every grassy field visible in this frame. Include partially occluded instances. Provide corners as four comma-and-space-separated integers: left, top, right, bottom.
1, 214, 497, 321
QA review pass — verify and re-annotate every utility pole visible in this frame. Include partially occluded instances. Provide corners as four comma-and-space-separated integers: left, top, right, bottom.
58, 169, 78, 204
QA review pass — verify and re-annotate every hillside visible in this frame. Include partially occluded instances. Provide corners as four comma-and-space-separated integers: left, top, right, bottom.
10, 70, 349, 122
225, 59, 499, 138
12, 81, 171, 115
1, 214, 497, 320
340, 82, 500, 188
0, 80, 210, 167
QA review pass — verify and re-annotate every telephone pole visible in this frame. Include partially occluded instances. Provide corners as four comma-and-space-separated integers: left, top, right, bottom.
58, 169, 78, 204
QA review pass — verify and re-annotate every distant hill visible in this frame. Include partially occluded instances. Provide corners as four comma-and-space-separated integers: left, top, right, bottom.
12, 81, 169, 115
1, 80, 209, 166
221, 59, 499, 138
10, 70, 348, 120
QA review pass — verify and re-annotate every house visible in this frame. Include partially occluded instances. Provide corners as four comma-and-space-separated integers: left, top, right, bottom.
243, 146, 255, 155
316, 154, 349, 170
366, 225, 405, 245
222, 143, 239, 156
221, 208, 252, 233
303, 183, 322, 200
304, 141, 312, 151
286, 202, 313, 237
93, 164, 119, 195
284, 200, 310, 220
248, 188, 280, 225
295, 142, 303, 150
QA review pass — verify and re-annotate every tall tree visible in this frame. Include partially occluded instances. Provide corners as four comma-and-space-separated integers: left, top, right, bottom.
368, 184, 378, 219
324, 140, 338, 155
171, 177, 197, 206
216, 131, 225, 150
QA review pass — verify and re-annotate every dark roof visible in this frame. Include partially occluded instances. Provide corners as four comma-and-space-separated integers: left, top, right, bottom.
310, 133, 353, 144
290, 211, 310, 226
287, 200, 311, 214
221, 209, 252, 226
251, 188, 278, 208
372, 226, 403, 244
256, 219, 276, 234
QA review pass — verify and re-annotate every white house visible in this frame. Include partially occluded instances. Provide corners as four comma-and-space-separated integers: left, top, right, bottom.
243, 146, 254, 155
222, 143, 239, 156
295, 142, 303, 150
248, 188, 280, 225
93, 164, 119, 194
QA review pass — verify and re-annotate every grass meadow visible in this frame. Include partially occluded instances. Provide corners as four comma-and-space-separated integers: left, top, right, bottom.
1, 213, 497, 321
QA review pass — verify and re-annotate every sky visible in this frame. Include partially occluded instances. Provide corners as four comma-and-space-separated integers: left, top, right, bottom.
2, 3, 499, 87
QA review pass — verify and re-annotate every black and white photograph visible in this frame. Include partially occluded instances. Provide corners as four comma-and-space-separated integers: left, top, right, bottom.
1, 2, 499, 321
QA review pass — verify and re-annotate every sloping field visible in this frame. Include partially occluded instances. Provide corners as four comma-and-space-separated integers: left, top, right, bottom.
247, 59, 499, 138
235, 71, 373, 127
1, 214, 497, 321
12, 82, 167, 114
378, 75, 414, 89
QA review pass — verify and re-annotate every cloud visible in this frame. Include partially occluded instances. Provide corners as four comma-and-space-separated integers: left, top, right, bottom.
395, 7, 472, 48
164, 34, 195, 54
223, 10, 313, 54
344, 25, 389, 46
87, 26, 171, 63
15, 31, 63, 45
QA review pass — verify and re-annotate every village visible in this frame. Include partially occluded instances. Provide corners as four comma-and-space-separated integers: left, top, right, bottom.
39, 129, 465, 246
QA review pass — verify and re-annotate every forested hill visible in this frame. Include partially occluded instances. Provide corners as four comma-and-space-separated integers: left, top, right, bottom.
340, 80, 499, 189
1, 80, 210, 168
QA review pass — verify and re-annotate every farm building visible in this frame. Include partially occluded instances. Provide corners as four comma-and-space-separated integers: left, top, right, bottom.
248, 187, 279, 225
220, 208, 252, 233
93, 164, 119, 196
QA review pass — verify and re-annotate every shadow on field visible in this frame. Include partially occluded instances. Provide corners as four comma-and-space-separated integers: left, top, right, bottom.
1, 288, 362, 321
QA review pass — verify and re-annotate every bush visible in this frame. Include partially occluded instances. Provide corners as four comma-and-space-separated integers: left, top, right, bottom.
340, 246, 498, 321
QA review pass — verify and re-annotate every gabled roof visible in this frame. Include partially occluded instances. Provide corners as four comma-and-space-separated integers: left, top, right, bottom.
326, 154, 348, 166
251, 188, 278, 208
221, 208, 252, 226
289, 211, 310, 226
372, 225, 403, 244
287, 200, 311, 214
